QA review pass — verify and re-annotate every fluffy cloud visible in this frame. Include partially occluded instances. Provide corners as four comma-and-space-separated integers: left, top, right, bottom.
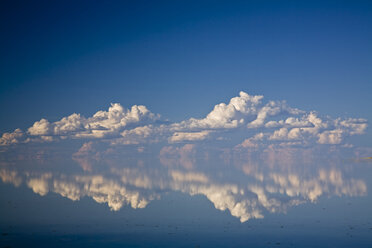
171, 91, 263, 130
0, 128, 24, 146
0, 103, 160, 146
28, 119, 51, 135
238, 111, 367, 147
0, 91, 367, 146
247, 100, 303, 128
318, 129, 344, 144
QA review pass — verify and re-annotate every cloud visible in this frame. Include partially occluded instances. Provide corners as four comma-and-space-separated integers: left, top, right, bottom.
0, 128, 24, 146
247, 100, 303, 128
238, 111, 367, 148
112, 125, 164, 145
43, 103, 159, 139
171, 91, 263, 130
236, 133, 265, 148
0, 103, 160, 146
28, 119, 51, 136
0, 91, 367, 147
318, 129, 343, 144
169, 131, 211, 143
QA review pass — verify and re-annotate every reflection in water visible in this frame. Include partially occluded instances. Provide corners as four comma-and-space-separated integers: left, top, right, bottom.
0, 143, 367, 223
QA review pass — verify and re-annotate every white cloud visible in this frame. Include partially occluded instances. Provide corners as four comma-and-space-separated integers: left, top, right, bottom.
0, 91, 367, 148
53, 113, 85, 135
28, 119, 51, 135
339, 118, 368, 135
247, 100, 303, 128
236, 133, 265, 148
239, 110, 367, 147
169, 131, 211, 143
318, 129, 344, 144
0, 128, 24, 146
6, 103, 160, 145
269, 127, 302, 140
172, 91, 263, 130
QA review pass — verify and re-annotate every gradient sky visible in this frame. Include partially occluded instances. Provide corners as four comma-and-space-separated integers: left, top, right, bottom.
0, 0, 371, 144
1, 2, 372, 247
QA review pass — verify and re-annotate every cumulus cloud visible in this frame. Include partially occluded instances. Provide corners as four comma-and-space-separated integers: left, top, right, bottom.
237, 111, 367, 148
0, 91, 367, 147
318, 129, 343, 144
0, 103, 160, 146
171, 91, 263, 130
0, 128, 25, 146
28, 119, 51, 135
41, 103, 158, 139
247, 100, 303, 128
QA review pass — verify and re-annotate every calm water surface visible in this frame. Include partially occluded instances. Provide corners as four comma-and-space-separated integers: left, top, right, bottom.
1, 142, 372, 247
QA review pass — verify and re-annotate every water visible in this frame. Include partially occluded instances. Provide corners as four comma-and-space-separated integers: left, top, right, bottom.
1, 141, 372, 247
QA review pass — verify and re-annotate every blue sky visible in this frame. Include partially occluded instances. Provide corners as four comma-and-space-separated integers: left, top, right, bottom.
0, 0, 371, 145
2, 2, 372, 243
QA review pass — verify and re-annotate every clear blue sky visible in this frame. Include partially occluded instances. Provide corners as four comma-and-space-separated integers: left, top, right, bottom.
1, 0, 371, 144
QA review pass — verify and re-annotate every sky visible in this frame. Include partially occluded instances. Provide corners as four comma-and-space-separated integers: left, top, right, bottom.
1, 2, 372, 246
0, 0, 371, 145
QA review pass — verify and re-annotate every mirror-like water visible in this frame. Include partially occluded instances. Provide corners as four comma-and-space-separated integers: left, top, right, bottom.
1, 141, 372, 247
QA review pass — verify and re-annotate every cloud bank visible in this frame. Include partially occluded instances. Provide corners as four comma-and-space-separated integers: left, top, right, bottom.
0, 91, 367, 147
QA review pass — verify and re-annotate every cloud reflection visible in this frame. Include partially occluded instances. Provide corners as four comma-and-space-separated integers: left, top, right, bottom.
0, 144, 367, 223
